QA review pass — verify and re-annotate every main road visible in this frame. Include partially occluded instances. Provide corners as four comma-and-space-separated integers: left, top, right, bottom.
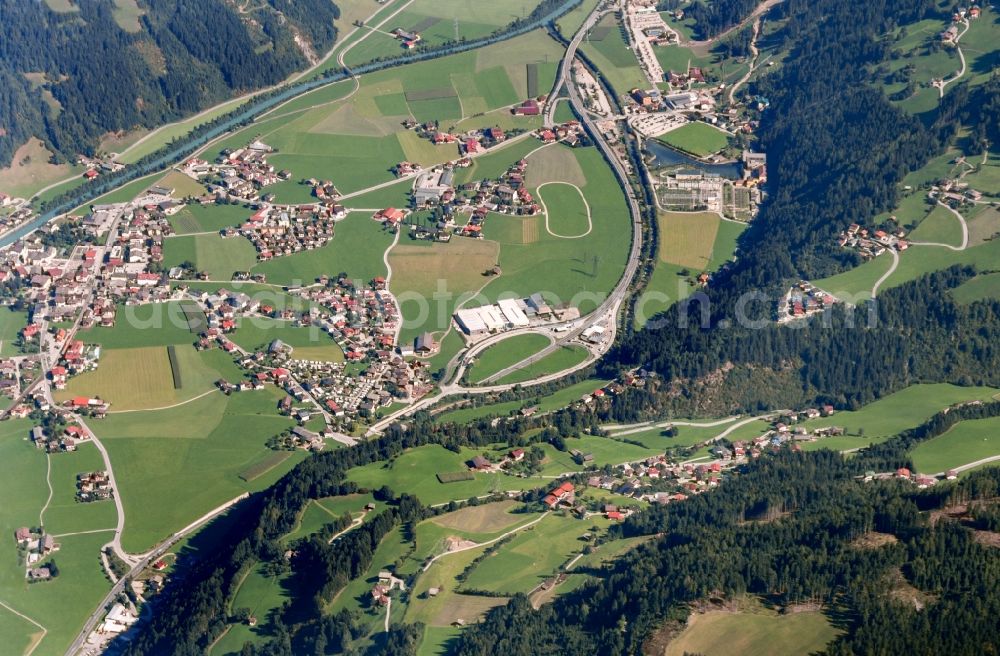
367, 2, 646, 435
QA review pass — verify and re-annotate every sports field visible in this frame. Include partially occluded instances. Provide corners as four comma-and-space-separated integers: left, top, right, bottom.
538, 182, 591, 237
662, 607, 840, 656
96, 388, 305, 552
655, 122, 731, 158
479, 146, 631, 315
467, 334, 551, 384
54, 344, 226, 411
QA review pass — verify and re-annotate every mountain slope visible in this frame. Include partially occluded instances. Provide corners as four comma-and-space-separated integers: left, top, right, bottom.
0, 0, 341, 167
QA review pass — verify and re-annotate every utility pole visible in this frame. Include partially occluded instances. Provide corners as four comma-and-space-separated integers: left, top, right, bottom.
454, 16, 459, 41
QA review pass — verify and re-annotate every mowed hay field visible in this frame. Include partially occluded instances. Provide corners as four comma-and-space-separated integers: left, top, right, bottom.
390, 237, 500, 341
0, 137, 81, 199
657, 211, 722, 270
430, 500, 525, 533
54, 344, 224, 411
660, 608, 840, 656
910, 416, 1000, 474
163, 232, 258, 281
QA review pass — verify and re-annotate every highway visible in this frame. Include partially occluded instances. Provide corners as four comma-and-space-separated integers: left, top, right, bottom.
366, 1, 647, 435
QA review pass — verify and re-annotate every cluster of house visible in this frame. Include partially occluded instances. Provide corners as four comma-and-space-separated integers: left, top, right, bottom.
95, 198, 180, 303
409, 120, 509, 156
290, 275, 401, 360
232, 203, 343, 261
941, 5, 982, 43
371, 570, 405, 607
61, 396, 111, 417
307, 178, 340, 201
838, 222, 909, 258
934, 177, 984, 205
777, 281, 837, 323
862, 467, 954, 488
0, 203, 34, 235
79, 154, 125, 182
0, 358, 25, 400
54, 339, 100, 378
14, 527, 58, 581
214, 141, 289, 200
454, 294, 580, 340
30, 422, 91, 452
77, 470, 112, 502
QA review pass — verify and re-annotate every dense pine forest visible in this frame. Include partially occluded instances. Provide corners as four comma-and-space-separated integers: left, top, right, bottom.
0, 0, 340, 166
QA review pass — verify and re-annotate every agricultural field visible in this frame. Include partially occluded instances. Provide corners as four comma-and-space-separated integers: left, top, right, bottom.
154, 170, 205, 198
346, 444, 537, 506
655, 122, 731, 158
391, 237, 500, 343
163, 233, 258, 281
55, 344, 237, 411
813, 253, 895, 302
42, 444, 118, 535
910, 416, 1000, 474
580, 14, 649, 95
0, 420, 114, 656
907, 204, 965, 246
96, 387, 305, 552
662, 605, 840, 656
167, 202, 252, 235
635, 212, 746, 328
493, 345, 590, 385
881, 18, 963, 115
656, 211, 743, 271
478, 145, 631, 314
76, 301, 205, 349
951, 271, 1000, 304
342, 0, 535, 69
467, 334, 552, 384
796, 383, 1000, 450
460, 513, 611, 595
202, 31, 560, 206
534, 434, 661, 475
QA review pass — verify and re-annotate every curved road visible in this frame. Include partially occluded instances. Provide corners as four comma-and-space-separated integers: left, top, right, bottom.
367, 3, 646, 435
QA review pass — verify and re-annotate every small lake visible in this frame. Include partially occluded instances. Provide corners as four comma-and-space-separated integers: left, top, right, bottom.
645, 140, 742, 179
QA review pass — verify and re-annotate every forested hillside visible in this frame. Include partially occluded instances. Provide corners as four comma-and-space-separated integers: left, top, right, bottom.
606, 0, 1000, 416
0, 0, 340, 167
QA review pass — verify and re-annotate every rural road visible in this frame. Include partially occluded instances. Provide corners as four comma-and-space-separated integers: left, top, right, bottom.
939, 19, 970, 97
871, 248, 899, 298
421, 512, 549, 572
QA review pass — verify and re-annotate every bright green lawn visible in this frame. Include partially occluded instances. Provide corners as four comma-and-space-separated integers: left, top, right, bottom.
797, 383, 1000, 450
0, 307, 29, 357
910, 416, 1000, 473
467, 334, 551, 384
494, 345, 590, 385
434, 379, 610, 424
168, 203, 252, 235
